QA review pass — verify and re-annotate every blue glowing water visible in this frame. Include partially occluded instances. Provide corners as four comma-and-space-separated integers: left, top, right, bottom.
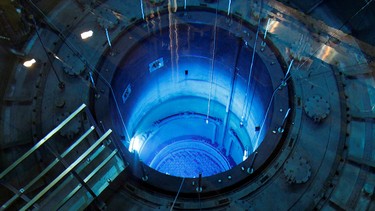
150, 139, 233, 177
112, 23, 274, 178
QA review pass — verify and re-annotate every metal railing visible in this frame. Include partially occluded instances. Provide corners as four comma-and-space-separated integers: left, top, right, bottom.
0, 104, 86, 181
0, 104, 126, 210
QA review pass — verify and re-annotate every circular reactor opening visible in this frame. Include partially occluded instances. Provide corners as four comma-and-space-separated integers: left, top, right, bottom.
110, 22, 287, 178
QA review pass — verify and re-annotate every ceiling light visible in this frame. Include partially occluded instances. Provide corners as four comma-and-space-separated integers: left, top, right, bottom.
80, 30, 93, 39
23, 59, 36, 68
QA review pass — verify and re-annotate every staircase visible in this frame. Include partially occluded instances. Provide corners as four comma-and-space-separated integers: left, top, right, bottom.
0, 104, 126, 210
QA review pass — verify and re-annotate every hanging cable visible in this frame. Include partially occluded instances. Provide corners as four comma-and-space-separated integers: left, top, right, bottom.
206, 0, 220, 124
170, 177, 185, 211
240, 0, 264, 125
253, 81, 281, 149
168, 0, 176, 82
31, 16, 65, 89
175, 18, 179, 82
253, 72, 294, 149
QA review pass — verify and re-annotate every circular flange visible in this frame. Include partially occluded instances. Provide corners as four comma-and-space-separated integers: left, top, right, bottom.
61, 54, 86, 76
56, 112, 82, 139
55, 98, 65, 108
304, 95, 330, 122
283, 155, 311, 184
94, 9, 291, 196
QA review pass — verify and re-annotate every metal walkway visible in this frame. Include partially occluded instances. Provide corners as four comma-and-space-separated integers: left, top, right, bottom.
0, 104, 126, 210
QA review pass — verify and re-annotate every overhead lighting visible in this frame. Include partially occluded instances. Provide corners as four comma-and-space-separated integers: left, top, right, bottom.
80, 30, 93, 40
23, 58, 36, 68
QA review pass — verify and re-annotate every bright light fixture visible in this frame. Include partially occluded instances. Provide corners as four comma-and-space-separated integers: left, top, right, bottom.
23, 59, 36, 68
129, 135, 144, 153
80, 30, 93, 39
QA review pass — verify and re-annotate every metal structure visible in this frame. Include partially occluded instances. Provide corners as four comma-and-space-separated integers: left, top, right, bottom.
0, 104, 125, 210
0, 0, 374, 210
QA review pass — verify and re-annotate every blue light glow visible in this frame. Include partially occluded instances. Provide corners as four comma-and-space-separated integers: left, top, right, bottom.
150, 139, 231, 178
129, 135, 144, 153
112, 23, 276, 178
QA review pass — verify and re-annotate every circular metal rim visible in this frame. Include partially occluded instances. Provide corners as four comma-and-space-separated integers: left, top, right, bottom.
93, 8, 293, 196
